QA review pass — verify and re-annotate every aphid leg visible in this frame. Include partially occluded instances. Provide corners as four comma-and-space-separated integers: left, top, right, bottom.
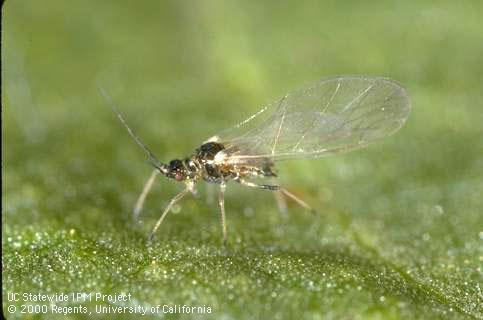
148, 186, 190, 241
279, 188, 314, 213
273, 191, 288, 215
133, 169, 159, 220
218, 181, 227, 243
236, 179, 280, 191
206, 183, 216, 205
237, 179, 314, 213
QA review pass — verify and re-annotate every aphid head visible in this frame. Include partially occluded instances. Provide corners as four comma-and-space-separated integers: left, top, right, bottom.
161, 159, 189, 182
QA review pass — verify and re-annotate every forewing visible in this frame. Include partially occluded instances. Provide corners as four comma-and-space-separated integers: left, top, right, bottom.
211, 76, 411, 166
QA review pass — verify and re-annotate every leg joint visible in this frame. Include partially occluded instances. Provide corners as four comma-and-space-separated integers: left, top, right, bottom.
261, 184, 280, 191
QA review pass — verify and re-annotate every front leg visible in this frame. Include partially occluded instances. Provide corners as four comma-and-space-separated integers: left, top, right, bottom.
148, 186, 191, 241
133, 169, 159, 220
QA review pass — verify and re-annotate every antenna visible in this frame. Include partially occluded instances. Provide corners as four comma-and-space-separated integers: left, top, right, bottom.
98, 86, 167, 174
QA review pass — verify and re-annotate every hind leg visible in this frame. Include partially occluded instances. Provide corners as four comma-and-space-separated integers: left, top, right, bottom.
273, 190, 288, 215
279, 188, 313, 212
237, 178, 313, 212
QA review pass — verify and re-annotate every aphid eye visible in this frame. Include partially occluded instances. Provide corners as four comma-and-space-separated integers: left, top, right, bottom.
175, 172, 184, 181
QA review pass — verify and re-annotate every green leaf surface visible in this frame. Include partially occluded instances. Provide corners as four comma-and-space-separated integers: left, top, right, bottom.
3, 1, 482, 319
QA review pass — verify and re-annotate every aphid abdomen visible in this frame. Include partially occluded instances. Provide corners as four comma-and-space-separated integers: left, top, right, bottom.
197, 142, 225, 159
261, 162, 277, 177
195, 142, 227, 183
203, 165, 222, 183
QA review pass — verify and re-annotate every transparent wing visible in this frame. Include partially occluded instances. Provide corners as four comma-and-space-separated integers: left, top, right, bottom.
208, 76, 411, 166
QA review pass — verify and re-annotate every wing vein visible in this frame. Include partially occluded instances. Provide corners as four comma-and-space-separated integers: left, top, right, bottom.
321, 80, 341, 114
272, 106, 286, 155
212, 77, 409, 164
342, 83, 374, 112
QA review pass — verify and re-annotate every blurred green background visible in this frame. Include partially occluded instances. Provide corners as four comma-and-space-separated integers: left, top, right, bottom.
3, 1, 482, 319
